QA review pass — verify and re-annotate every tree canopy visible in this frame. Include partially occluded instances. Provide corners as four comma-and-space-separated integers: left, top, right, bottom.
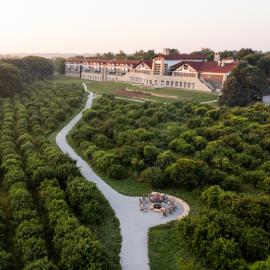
219, 62, 269, 106
0, 56, 53, 97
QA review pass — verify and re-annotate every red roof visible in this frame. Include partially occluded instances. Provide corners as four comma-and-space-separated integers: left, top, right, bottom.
134, 60, 153, 69
170, 61, 238, 74
67, 57, 140, 67
154, 53, 208, 61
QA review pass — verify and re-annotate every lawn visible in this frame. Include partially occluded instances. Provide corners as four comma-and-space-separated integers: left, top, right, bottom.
86, 80, 218, 103
57, 75, 218, 103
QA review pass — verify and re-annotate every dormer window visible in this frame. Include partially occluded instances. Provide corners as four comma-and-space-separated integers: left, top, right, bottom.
184, 64, 188, 70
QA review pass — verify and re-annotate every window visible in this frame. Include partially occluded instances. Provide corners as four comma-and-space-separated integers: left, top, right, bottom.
164, 64, 168, 75
188, 83, 191, 88
166, 81, 169, 86
171, 81, 174, 87
184, 82, 187, 88
180, 82, 183, 88
175, 81, 178, 87
184, 64, 188, 70
154, 63, 161, 75
161, 81, 164, 87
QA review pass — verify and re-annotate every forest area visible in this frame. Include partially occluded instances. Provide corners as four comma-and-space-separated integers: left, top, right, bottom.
0, 80, 121, 270
70, 94, 270, 270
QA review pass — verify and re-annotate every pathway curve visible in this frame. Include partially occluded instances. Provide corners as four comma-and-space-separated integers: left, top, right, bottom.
55, 83, 190, 270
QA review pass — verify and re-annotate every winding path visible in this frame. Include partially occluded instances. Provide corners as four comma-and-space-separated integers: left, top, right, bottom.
55, 83, 190, 270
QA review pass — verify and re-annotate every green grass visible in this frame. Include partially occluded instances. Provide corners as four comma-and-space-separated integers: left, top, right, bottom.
90, 199, 121, 270
56, 76, 217, 103
55, 75, 218, 103
149, 222, 205, 270
134, 87, 218, 103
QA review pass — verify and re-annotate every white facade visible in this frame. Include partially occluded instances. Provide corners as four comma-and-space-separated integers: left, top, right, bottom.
65, 53, 236, 92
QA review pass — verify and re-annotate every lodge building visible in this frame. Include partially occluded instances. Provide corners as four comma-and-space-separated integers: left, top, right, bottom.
65, 49, 237, 92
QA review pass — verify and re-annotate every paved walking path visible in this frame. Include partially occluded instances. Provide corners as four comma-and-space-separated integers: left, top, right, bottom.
55, 83, 190, 270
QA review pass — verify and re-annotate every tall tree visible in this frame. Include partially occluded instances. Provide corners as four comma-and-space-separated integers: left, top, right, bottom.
219, 62, 268, 107
236, 48, 255, 60
220, 50, 236, 59
192, 48, 215, 60
168, 48, 179, 55
102, 52, 114, 59
257, 55, 270, 77
54, 58, 66, 74
115, 50, 127, 60
0, 62, 22, 97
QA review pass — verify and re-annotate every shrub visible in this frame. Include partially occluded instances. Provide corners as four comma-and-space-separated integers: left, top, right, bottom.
23, 258, 57, 270
139, 167, 165, 188
66, 178, 104, 223
4, 168, 26, 189
221, 175, 241, 191
169, 138, 195, 155
0, 250, 10, 270
108, 164, 127, 179
241, 227, 270, 262
165, 158, 208, 189
156, 150, 176, 169
143, 145, 160, 165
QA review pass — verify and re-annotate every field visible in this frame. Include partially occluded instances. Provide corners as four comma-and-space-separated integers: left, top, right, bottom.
58, 76, 218, 103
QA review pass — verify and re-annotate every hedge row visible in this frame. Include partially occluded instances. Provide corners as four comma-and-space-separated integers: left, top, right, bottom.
39, 179, 107, 270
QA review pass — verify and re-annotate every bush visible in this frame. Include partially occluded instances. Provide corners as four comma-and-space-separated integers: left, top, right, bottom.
250, 257, 270, 270
23, 258, 57, 270
108, 164, 127, 179
143, 145, 160, 165
169, 138, 195, 155
206, 237, 241, 270
0, 250, 10, 270
156, 150, 176, 169
4, 168, 26, 189
66, 178, 104, 223
241, 227, 270, 262
83, 109, 98, 121
221, 175, 241, 191
139, 167, 165, 188
165, 158, 208, 189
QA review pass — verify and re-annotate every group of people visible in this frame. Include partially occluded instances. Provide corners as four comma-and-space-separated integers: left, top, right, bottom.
139, 192, 177, 216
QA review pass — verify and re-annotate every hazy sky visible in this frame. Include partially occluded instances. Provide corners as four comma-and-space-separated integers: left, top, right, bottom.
1, 0, 269, 54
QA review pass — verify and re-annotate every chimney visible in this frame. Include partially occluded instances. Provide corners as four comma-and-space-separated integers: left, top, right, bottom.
214, 52, 221, 62
163, 48, 170, 55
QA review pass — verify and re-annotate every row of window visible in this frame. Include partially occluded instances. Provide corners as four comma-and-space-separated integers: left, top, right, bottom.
153, 63, 161, 75
173, 72, 197, 77
129, 77, 195, 89
81, 74, 102, 81
133, 70, 151, 75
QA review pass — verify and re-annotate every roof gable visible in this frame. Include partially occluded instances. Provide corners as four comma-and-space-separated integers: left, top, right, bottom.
170, 61, 238, 74
134, 60, 152, 69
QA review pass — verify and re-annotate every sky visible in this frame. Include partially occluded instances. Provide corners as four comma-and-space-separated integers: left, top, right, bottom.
0, 0, 270, 54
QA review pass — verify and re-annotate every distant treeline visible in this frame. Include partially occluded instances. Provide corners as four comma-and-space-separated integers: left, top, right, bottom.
0, 56, 53, 97
80, 48, 270, 62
